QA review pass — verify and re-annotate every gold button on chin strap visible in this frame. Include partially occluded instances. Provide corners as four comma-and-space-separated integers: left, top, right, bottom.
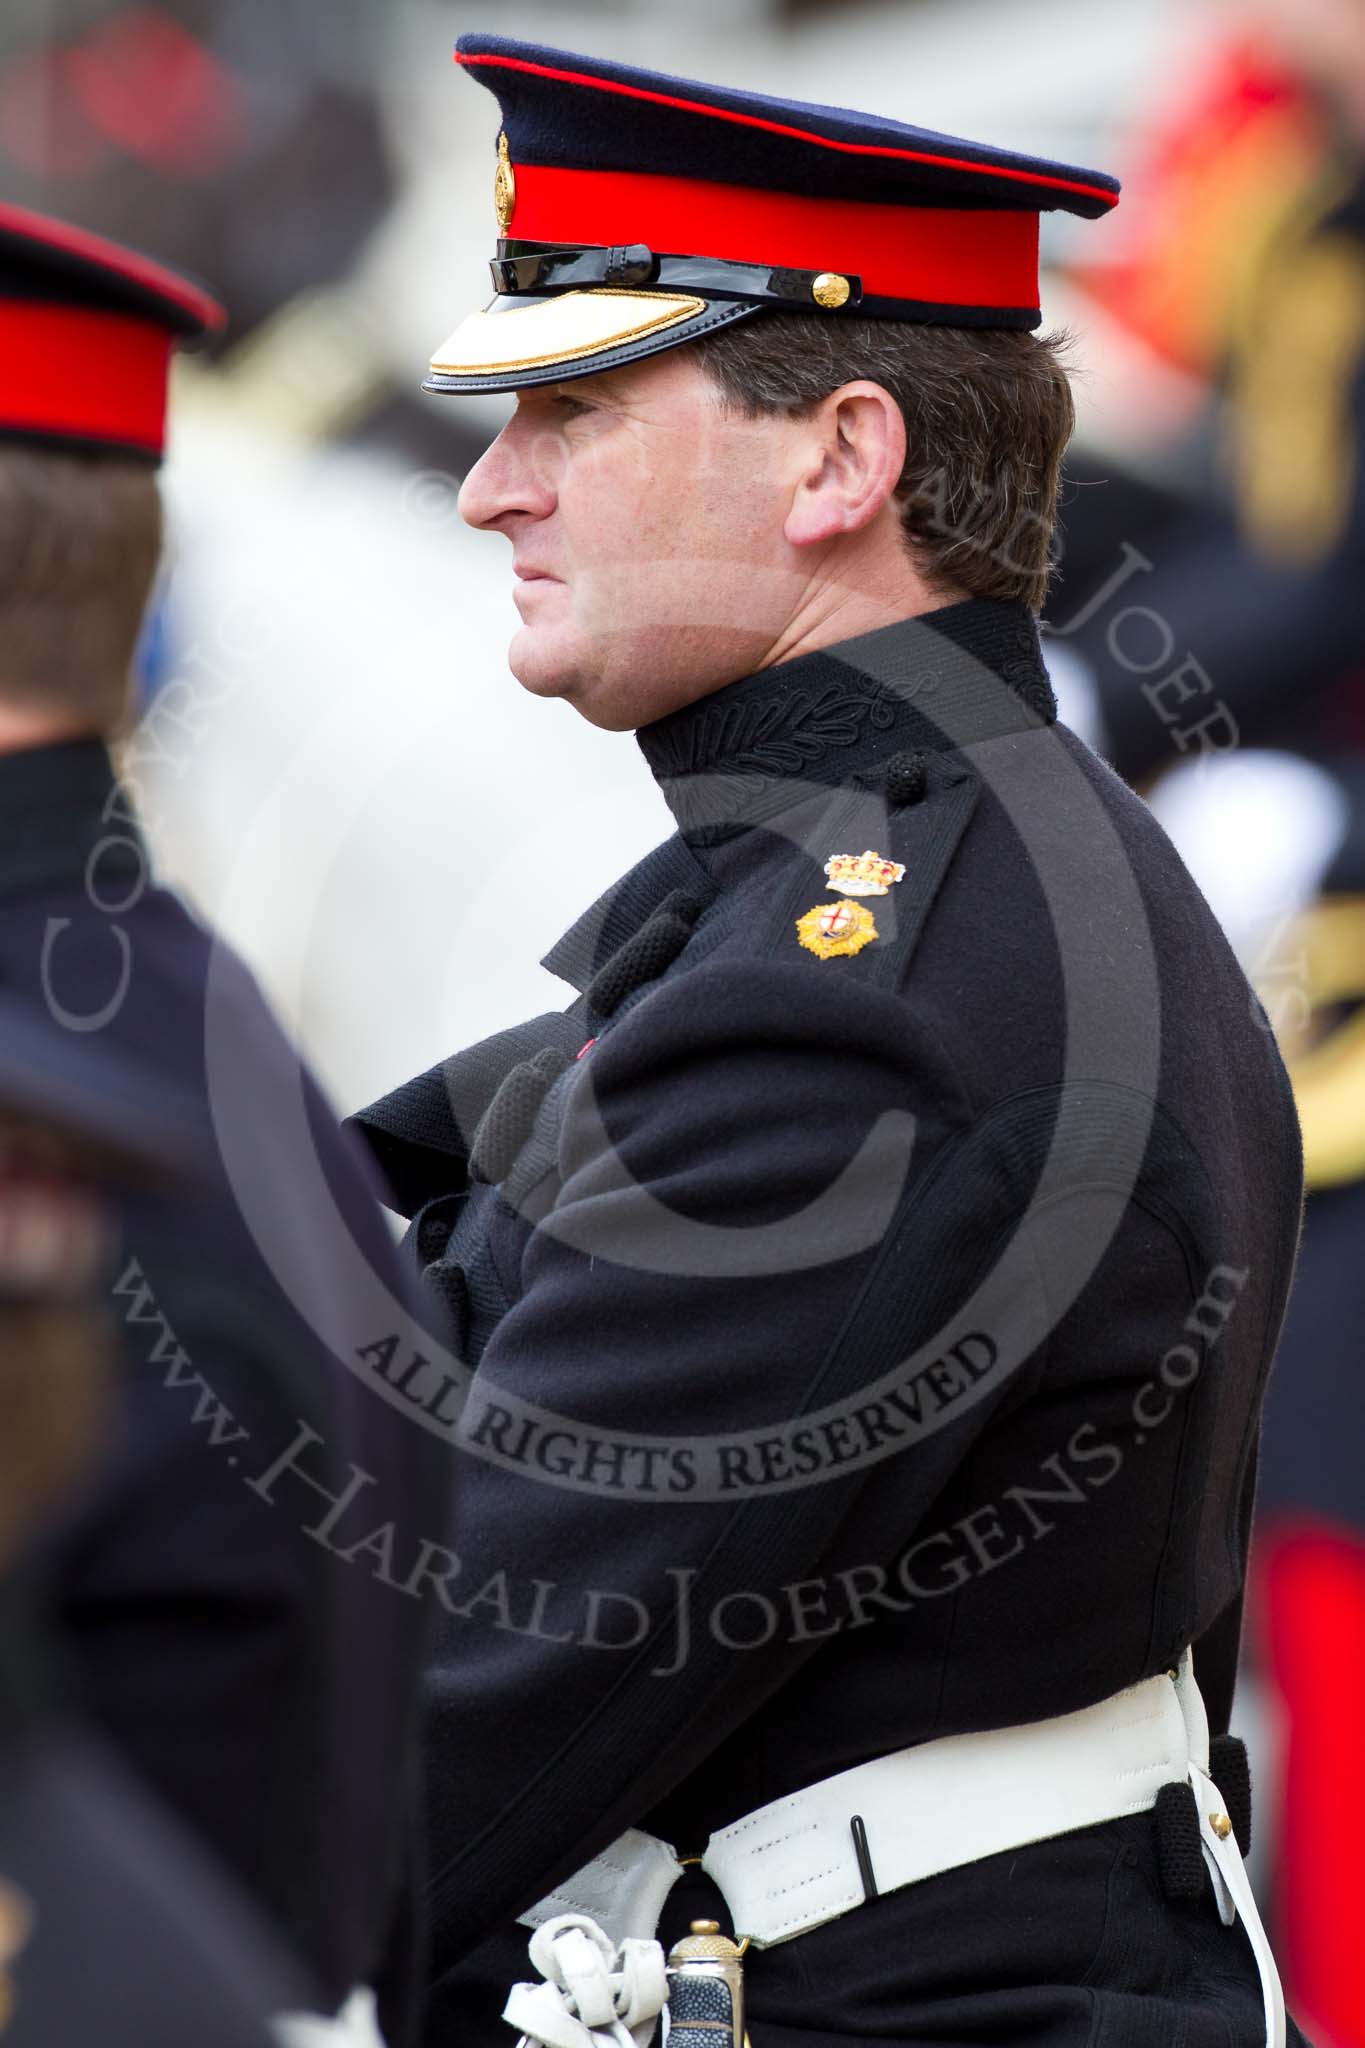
812, 271, 852, 309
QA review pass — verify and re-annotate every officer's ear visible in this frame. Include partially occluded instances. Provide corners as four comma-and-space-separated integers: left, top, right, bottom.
782, 380, 907, 549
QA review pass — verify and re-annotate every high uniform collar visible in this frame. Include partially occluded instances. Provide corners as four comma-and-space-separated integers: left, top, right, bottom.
635, 595, 1054, 839
0, 738, 139, 899
362, 602, 1053, 1191
539, 597, 1053, 995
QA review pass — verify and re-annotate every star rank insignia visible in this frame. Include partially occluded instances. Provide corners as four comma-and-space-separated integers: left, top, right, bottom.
796, 898, 880, 960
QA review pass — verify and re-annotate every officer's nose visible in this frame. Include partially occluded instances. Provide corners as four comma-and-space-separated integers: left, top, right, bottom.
459, 414, 558, 532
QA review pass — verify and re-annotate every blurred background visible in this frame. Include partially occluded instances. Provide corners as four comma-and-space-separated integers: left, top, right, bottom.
5, 1, 1364, 2040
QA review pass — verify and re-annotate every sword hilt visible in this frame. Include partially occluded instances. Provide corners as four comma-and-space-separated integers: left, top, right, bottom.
664, 1920, 747, 2048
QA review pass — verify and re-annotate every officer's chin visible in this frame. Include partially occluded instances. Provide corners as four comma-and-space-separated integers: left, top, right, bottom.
507, 624, 588, 705
507, 631, 646, 731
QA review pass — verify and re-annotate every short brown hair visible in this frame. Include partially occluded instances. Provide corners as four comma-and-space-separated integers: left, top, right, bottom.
0, 444, 162, 730
691, 315, 1075, 612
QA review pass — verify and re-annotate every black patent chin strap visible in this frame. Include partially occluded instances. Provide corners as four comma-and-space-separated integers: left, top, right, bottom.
490, 238, 864, 312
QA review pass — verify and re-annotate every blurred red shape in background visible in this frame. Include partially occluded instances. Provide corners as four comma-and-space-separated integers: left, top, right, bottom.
0, 8, 245, 183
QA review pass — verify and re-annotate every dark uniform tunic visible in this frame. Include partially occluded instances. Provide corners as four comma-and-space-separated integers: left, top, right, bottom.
354, 597, 1307, 2047
0, 739, 448, 2042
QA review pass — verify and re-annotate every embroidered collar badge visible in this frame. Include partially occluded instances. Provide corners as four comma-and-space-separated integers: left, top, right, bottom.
824, 849, 906, 897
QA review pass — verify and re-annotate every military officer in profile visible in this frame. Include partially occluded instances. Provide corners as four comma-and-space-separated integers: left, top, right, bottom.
353, 37, 1307, 2048
0, 205, 448, 2045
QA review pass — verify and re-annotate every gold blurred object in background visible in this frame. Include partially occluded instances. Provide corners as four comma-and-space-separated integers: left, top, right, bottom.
1231, 225, 1365, 568
1273, 894, 1365, 1188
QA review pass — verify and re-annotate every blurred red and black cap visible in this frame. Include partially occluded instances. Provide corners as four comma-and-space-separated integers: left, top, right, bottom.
0, 200, 223, 462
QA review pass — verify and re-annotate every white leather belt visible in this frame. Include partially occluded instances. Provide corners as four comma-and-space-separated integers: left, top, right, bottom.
515, 1651, 1285, 2048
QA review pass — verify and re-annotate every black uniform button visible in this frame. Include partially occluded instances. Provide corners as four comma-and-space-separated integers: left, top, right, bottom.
884, 749, 927, 805
585, 890, 706, 1018
421, 1258, 469, 1345
469, 1047, 571, 1185
415, 1193, 462, 1264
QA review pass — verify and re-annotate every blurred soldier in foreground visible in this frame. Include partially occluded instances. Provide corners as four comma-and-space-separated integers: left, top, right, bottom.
353, 37, 1307, 2048
0, 998, 309, 2045
0, 204, 447, 2045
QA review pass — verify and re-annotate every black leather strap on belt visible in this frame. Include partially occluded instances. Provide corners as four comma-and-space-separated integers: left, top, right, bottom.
489, 238, 865, 311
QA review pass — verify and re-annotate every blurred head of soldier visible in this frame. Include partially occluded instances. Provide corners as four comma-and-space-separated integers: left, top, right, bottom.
0, 447, 162, 754
0, 206, 221, 756
459, 320, 1074, 732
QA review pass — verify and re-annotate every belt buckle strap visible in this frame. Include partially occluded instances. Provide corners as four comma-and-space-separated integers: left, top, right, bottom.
517, 1829, 686, 1952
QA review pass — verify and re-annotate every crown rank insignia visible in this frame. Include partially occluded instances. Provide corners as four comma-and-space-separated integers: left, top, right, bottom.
824, 850, 906, 897
796, 899, 879, 960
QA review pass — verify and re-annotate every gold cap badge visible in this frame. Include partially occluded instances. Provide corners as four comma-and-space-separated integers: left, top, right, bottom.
797, 900, 879, 960
494, 132, 517, 235
825, 849, 906, 897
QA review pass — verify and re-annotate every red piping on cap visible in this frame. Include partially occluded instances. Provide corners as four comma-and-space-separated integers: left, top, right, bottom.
0, 302, 173, 454
456, 50, 1119, 212
0, 199, 224, 332
509, 164, 1040, 308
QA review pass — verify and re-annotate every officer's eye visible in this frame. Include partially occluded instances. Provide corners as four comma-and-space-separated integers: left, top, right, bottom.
557, 396, 596, 419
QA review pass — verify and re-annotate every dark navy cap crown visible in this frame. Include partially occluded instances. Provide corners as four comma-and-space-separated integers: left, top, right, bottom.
0, 202, 221, 338
455, 34, 1119, 220
0, 202, 223, 459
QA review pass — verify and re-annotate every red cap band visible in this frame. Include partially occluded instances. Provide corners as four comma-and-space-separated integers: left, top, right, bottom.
508, 163, 1040, 309
0, 301, 174, 455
